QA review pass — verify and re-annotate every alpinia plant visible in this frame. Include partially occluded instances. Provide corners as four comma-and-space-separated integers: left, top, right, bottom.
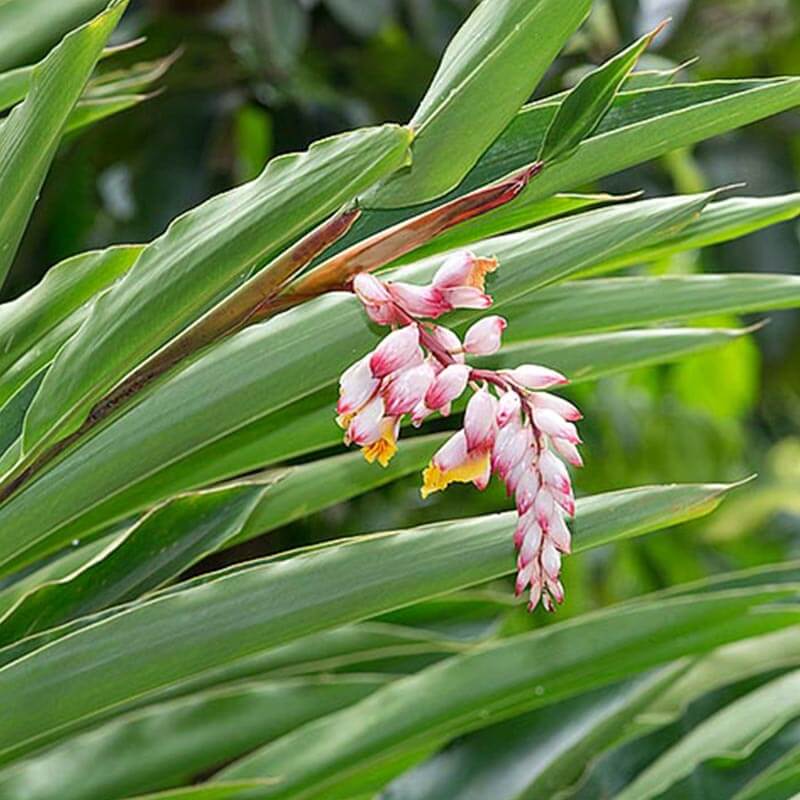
338, 253, 583, 611
0, 0, 798, 798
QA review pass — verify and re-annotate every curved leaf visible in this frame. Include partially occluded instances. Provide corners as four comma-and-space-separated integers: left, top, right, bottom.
0, 483, 732, 762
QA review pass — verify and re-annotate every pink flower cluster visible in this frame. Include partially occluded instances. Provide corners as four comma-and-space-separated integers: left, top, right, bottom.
336, 251, 583, 612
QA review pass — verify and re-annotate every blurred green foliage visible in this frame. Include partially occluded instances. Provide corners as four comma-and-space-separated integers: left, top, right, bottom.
8, 0, 799, 618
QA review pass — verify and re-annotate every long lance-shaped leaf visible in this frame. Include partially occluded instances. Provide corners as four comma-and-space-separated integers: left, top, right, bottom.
383, 668, 688, 800
465, 78, 800, 202
0, 676, 389, 800
0, 246, 142, 411
0, 193, 712, 573
339, 78, 800, 249
538, 22, 666, 164
503, 273, 800, 341
614, 670, 800, 800
0, 0, 128, 289
396, 190, 800, 268
0, 0, 111, 71
478, 326, 751, 383
18, 123, 412, 460
365, 0, 592, 208
213, 589, 800, 800
394, 628, 800, 800
585, 193, 800, 274
0, 483, 734, 761
0, 480, 278, 646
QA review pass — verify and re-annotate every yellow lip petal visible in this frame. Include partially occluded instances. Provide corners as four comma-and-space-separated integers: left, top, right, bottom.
421, 450, 490, 498
361, 418, 399, 468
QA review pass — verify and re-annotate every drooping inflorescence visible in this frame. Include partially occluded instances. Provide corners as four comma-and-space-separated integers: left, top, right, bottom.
335, 251, 583, 612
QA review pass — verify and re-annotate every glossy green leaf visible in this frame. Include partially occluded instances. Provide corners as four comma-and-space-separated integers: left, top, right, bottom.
468, 79, 800, 198
0, 481, 276, 646
503, 272, 800, 341
587, 193, 800, 275
0, 193, 713, 573
0, 483, 732, 761
0, 245, 142, 410
539, 25, 660, 163
0, 676, 387, 800
0, 0, 127, 288
0, 0, 110, 71
21, 123, 413, 456
215, 589, 800, 799
384, 668, 687, 800
367, 0, 592, 207
480, 326, 750, 382
615, 670, 800, 800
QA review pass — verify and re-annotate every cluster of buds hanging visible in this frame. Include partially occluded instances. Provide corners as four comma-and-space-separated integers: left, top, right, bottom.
335, 251, 583, 612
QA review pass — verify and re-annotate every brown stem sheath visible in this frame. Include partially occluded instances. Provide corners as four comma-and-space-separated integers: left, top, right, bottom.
274, 162, 543, 309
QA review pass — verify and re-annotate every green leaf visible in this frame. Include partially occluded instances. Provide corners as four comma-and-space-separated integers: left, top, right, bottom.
502, 272, 800, 341
539, 24, 663, 164
384, 668, 688, 800
0, 676, 387, 800
366, 0, 592, 208
585, 193, 800, 275
0, 483, 732, 762
0, 0, 128, 288
464, 78, 800, 202
0, 245, 142, 411
20, 123, 413, 456
214, 589, 800, 799
480, 326, 751, 383
0, 480, 277, 646
0, 0, 110, 71
735, 745, 800, 800
614, 670, 800, 800
0, 193, 714, 572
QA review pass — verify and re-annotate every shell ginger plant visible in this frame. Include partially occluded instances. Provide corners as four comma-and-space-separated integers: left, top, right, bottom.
0, 0, 799, 799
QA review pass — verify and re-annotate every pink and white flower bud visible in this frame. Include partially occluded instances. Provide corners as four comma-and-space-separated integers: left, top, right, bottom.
552, 436, 584, 467
432, 251, 478, 288
548, 511, 572, 553
518, 520, 543, 566
353, 272, 392, 305
539, 450, 572, 497
369, 325, 422, 378
337, 355, 379, 415
505, 458, 528, 497
492, 420, 531, 480
463, 316, 507, 355
535, 408, 581, 444
505, 364, 569, 390
437, 286, 492, 310
533, 488, 556, 530
513, 508, 536, 548
464, 388, 497, 450
496, 391, 521, 427
515, 469, 540, 515
531, 392, 583, 421
388, 282, 448, 318
432, 429, 469, 473
546, 577, 565, 607
411, 400, 432, 428
528, 581, 543, 612
541, 541, 562, 581
515, 559, 536, 596
425, 363, 470, 410
347, 395, 385, 446
428, 325, 464, 362
383, 363, 435, 416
